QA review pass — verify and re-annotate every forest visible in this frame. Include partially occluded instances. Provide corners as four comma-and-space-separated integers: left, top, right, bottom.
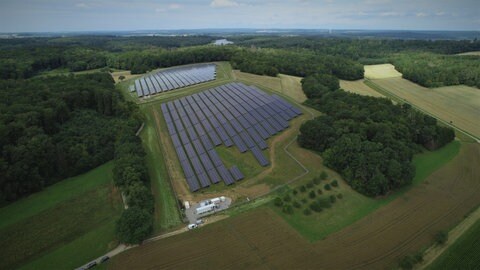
298, 74, 455, 196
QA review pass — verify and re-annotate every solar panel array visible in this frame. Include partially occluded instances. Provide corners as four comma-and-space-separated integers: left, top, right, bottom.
133, 63, 216, 97
161, 82, 303, 192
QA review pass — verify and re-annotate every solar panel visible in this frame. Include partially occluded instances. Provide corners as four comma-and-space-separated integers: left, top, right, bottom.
217, 165, 235, 185
207, 149, 223, 167
251, 147, 270, 167
206, 169, 221, 184
229, 166, 244, 181
186, 176, 200, 192
231, 135, 248, 153
192, 139, 206, 155
197, 173, 210, 188
175, 146, 188, 162
184, 143, 196, 159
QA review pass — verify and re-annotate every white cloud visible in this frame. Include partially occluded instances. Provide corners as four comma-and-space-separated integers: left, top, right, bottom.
156, 3, 182, 13
169, 3, 182, 10
379, 11, 402, 17
435, 11, 445, 16
75, 3, 88, 8
416, 12, 428, 17
210, 0, 239, 8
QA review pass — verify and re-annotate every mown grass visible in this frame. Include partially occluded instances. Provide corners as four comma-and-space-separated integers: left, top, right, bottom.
427, 217, 480, 270
271, 141, 462, 242
0, 163, 122, 270
141, 105, 182, 232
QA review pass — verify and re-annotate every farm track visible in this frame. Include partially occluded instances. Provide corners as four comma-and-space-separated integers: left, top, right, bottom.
108, 142, 480, 270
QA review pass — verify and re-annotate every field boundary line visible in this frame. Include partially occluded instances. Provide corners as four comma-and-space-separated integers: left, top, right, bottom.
365, 80, 480, 143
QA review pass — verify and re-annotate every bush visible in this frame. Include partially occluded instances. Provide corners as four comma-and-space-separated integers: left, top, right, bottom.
306, 182, 314, 189
300, 185, 307, 193
399, 253, 423, 270
309, 202, 323, 212
274, 197, 283, 207
283, 194, 291, 202
313, 177, 321, 185
324, 184, 332, 191
317, 189, 323, 195
309, 190, 316, 199
282, 204, 294, 215
331, 180, 338, 187
317, 198, 332, 208
330, 195, 337, 203
435, 231, 448, 245
337, 193, 343, 199
303, 208, 312, 216
293, 201, 301, 208
116, 207, 153, 244
301, 198, 308, 204
292, 189, 298, 195
320, 171, 328, 180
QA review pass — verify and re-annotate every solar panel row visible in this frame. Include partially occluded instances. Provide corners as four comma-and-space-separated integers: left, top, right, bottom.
134, 64, 216, 97
161, 82, 302, 192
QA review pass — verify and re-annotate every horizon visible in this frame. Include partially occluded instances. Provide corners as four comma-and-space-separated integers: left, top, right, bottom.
0, 0, 478, 32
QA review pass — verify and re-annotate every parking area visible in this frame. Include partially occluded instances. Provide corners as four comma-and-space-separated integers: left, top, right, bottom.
185, 197, 232, 224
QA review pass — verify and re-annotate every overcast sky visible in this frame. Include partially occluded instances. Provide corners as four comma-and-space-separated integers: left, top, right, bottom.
0, 0, 479, 32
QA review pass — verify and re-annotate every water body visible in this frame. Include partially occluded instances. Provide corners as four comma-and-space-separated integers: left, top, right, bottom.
213, 39, 233, 45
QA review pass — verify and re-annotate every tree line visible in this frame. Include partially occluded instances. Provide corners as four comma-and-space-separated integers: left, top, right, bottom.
298, 74, 455, 197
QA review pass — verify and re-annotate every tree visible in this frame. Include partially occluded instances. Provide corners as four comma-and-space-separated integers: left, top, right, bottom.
116, 207, 153, 244
118, 75, 126, 81
124, 182, 154, 213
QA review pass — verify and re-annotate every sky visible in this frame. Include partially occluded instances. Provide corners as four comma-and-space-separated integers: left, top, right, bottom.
0, 0, 479, 32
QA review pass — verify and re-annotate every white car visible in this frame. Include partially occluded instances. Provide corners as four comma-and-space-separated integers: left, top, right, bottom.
187, 224, 198, 230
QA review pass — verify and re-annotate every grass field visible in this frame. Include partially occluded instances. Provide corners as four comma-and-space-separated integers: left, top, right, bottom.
108, 141, 480, 269
364, 63, 403, 79
0, 162, 122, 270
456, 51, 480, 56
271, 140, 461, 242
141, 105, 182, 233
339, 79, 385, 98
367, 77, 480, 141
428, 216, 480, 269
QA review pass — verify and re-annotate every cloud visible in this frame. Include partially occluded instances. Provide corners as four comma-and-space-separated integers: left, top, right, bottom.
169, 3, 182, 10
210, 0, 239, 8
379, 11, 402, 17
435, 11, 445, 16
416, 12, 428, 17
75, 3, 88, 8
156, 3, 182, 13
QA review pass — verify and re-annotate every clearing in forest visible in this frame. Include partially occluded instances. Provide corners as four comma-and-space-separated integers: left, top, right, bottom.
364, 63, 403, 79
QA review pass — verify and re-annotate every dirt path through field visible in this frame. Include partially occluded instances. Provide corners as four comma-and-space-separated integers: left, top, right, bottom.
418, 205, 480, 269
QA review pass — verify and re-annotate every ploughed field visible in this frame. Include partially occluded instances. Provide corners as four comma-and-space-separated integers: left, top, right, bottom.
369, 77, 480, 140
109, 143, 480, 269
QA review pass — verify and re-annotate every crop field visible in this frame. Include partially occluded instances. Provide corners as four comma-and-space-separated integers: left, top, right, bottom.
456, 51, 480, 56
367, 77, 480, 140
108, 141, 480, 269
0, 163, 122, 270
364, 63, 403, 79
339, 79, 385, 98
427, 214, 480, 269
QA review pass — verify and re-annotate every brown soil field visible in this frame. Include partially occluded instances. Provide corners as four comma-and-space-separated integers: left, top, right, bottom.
340, 79, 385, 98
370, 77, 480, 140
109, 142, 480, 270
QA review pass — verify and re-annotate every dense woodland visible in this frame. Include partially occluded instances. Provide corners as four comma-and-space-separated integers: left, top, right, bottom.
299, 74, 454, 196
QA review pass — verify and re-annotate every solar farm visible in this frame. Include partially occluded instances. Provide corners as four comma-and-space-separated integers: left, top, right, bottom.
161, 82, 302, 192
131, 63, 216, 97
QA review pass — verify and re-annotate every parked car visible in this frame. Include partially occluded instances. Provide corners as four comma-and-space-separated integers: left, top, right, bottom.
85, 261, 97, 269
187, 223, 198, 230
100, 256, 109, 263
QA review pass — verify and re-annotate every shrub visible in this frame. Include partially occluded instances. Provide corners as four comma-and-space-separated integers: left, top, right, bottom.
320, 171, 328, 180
283, 194, 292, 202
300, 185, 307, 193
293, 201, 301, 208
331, 180, 338, 187
292, 189, 298, 195
317, 189, 323, 195
313, 177, 321, 185
118, 75, 126, 81
309, 190, 316, 199
317, 198, 332, 208
399, 255, 415, 270
309, 202, 323, 212
274, 197, 283, 207
330, 195, 337, 203
116, 207, 153, 244
435, 231, 448, 245
306, 182, 314, 189
282, 204, 294, 215
324, 184, 332, 191
301, 198, 308, 204
337, 193, 343, 199
303, 208, 312, 216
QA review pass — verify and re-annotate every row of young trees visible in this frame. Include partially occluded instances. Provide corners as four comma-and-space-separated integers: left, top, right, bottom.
298, 74, 455, 197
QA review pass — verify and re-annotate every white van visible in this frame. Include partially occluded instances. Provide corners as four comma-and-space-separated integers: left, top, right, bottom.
187, 224, 198, 230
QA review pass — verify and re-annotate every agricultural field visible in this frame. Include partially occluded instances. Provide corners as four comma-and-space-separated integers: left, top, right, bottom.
456, 51, 480, 56
0, 162, 122, 270
339, 79, 385, 98
367, 76, 480, 140
427, 213, 480, 269
364, 63, 403, 79
106, 141, 480, 269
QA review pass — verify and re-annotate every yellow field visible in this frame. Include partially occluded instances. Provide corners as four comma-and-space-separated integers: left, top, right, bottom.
369, 77, 480, 140
233, 70, 282, 91
364, 64, 403, 79
340, 79, 385, 98
278, 74, 307, 103
111, 70, 141, 83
